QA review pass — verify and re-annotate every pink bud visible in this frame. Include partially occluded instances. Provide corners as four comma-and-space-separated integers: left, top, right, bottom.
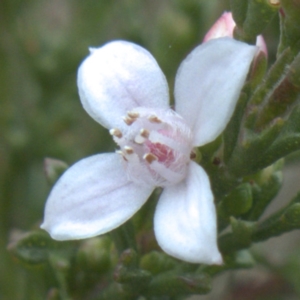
256, 35, 268, 58
203, 12, 268, 57
203, 12, 235, 42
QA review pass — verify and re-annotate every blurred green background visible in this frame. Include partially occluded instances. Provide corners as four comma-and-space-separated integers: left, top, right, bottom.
2, 0, 297, 299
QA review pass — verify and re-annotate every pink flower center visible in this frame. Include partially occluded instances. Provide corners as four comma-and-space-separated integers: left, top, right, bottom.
146, 141, 175, 166
110, 107, 193, 187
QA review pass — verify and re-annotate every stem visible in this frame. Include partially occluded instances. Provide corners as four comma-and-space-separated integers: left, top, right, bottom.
110, 220, 137, 255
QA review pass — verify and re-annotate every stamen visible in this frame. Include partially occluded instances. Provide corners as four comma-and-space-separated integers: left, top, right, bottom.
124, 146, 134, 155
140, 128, 150, 139
123, 111, 140, 125
143, 153, 158, 164
109, 128, 122, 138
148, 115, 162, 123
127, 111, 140, 119
150, 160, 183, 183
134, 135, 146, 144
123, 116, 136, 125
116, 150, 128, 161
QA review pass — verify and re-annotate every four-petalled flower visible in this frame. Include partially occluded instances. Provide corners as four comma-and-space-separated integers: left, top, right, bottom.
41, 32, 256, 264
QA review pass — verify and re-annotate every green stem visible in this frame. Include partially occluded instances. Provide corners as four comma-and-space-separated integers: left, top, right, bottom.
110, 220, 137, 255
219, 193, 300, 256
48, 254, 72, 300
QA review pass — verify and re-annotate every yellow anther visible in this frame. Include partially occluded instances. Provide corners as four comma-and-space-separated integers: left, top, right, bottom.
143, 153, 158, 164
123, 116, 136, 125
124, 146, 134, 155
148, 115, 162, 123
127, 111, 140, 119
109, 128, 122, 138
140, 128, 150, 139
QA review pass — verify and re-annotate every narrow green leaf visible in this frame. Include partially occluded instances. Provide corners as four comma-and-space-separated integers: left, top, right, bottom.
8, 230, 53, 265
230, 217, 254, 248
248, 47, 293, 107
218, 183, 253, 230
279, 0, 300, 52
140, 251, 177, 276
242, 0, 278, 38
146, 271, 211, 297
245, 169, 282, 221
230, 0, 248, 27
228, 118, 285, 176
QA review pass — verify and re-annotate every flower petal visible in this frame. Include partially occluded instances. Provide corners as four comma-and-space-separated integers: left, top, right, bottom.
174, 37, 257, 147
77, 41, 169, 130
154, 161, 222, 264
41, 153, 154, 240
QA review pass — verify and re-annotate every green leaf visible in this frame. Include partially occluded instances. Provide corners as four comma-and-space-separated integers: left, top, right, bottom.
279, 0, 300, 52
218, 183, 253, 230
247, 47, 293, 108
248, 50, 268, 90
232, 0, 279, 43
222, 183, 253, 216
146, 271, 211, 297
259, 106, 300, 166
287, 51, 300, 88
140, 251, 177, 276
253, 203, 300, 242
110, 220, 137, 255
223, 91, 249, 163
282, 203, 300, 229
113, 248, 152, 294
230, 0, 248, 27
76, 236, 112, 274
254, 53, 300, 129
8, 230, 53, 265
199, 250, 255, 276
230, 217, 255, 248
242, 0, 278, 38
245, 167, 283, 221
228, 118, 285, 176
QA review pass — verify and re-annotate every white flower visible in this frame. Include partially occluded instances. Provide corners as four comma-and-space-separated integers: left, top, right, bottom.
41, 37, 256, 264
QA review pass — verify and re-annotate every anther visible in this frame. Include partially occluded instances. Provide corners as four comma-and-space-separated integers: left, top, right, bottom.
143, 153, 158, 164
127, 111, 140, 119
124, 146, 134, 155
140, 128, 150, 139
148, 115, 162, 123
109, 128, 122, 138
123, 116, 136, 125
